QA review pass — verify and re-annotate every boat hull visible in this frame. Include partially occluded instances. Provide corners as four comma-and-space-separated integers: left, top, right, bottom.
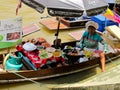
0, 58, 99, 84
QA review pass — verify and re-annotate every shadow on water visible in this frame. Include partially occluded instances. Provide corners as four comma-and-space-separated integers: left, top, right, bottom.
0, 68, 97, 89
39, 68, 97, 84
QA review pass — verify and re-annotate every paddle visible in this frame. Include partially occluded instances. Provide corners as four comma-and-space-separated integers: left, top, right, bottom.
0, 66, 41, 85
0, 68, 49, 90
54, 17, 62, 49
7, 70, 41, 85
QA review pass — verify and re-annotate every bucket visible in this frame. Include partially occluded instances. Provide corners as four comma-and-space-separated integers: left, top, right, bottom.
5, 52, 23, 70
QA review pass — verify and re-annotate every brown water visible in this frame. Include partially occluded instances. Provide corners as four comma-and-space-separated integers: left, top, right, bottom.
0, 0, 93, 90
0, 68, 98, 90
0, 0, 78, 54
0, 0, 120, 90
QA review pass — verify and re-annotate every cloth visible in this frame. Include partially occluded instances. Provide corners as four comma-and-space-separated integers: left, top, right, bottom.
84, 48, 102, 58
16, 43, 65, 68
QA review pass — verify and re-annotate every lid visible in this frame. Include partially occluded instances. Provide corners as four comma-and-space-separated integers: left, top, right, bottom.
46, 47, 56, 53
23, 42, 37, 51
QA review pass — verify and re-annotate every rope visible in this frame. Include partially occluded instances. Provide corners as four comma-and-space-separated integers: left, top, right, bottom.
7, 70, 41, 85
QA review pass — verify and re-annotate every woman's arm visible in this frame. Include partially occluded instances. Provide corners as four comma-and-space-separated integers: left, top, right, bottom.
76, 30, 87, 49
96, 30, 103, 35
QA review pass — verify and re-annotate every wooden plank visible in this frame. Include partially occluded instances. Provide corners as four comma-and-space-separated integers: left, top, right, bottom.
68, 30, 85, 40
105, 25, 120, 40
39, 18, 69, 30
22, 24, 40, 36
39, 18, 87, 30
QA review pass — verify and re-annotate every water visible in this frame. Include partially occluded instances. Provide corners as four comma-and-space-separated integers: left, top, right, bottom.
0, 68, 97, 90
0, 0, 120, 90
0, 0, 94, 90
0, 83, 49, 90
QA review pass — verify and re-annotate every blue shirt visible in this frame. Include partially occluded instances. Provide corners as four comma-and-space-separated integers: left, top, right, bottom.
79, 30, 103, 49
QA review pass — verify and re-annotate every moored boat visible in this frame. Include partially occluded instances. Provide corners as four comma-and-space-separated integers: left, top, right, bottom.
39, 17, 90, 30
0, 41, 120, 84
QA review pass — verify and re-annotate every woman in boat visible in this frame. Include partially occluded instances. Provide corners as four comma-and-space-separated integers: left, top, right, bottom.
76, 21, 108, 72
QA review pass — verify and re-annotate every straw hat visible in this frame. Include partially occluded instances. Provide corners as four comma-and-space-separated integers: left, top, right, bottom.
86, 21, 98, 30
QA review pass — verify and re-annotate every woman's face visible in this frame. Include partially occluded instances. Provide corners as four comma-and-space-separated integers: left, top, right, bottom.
88, 26, 96, 35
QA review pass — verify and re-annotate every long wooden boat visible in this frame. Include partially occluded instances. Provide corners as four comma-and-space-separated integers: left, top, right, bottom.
39, 17, 90, 30
0, 41, 120, 84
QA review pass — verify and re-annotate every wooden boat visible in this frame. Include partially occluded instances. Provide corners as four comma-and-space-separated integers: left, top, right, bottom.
0, 41, 120, 84
39, 17, 90, 30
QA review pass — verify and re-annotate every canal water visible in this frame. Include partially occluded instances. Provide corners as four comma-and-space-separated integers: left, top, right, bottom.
0, 68, 98, 90
0, 0, 96, 90
0, 0, 120, 90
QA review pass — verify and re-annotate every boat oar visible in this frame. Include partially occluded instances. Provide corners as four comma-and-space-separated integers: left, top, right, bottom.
0, 67, 41, 85
6, 70, 41, 85
0, 68, 49, 90
106, 53, 120, 65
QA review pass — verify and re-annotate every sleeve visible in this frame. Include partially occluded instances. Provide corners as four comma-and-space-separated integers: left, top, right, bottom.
76, 38, 84, 48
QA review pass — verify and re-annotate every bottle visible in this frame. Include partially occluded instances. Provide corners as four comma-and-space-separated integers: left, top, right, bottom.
104, 43, 108, 53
